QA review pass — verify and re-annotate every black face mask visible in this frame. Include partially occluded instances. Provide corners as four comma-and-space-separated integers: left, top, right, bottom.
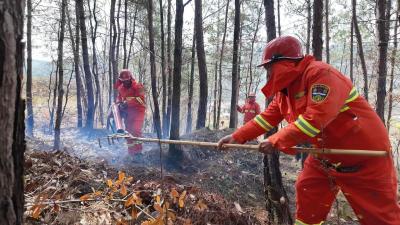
122, 80, 132, 88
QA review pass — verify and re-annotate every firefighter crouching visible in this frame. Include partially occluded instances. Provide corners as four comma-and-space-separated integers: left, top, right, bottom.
236, 92, 261, 125
218, 36, 400, 225
115, 69, 146, 156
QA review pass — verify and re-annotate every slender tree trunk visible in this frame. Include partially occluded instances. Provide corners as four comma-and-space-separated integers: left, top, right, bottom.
217, 0, 230, 129
186, 29, 196, 133
54, 0, 67, 150
26, 0, 34, 136
164, 0, 173, 137
116, 0, 122, 69
375, 0, 389, 122
159, 0, 168, 137
352, 0, 369, 101
325, 0, 330, 63
109, 0, 118, 105
77, 0, 95, 129
387, 0, 399, 131
147, 0, 162, 137
169, 0, 184, 161
195, 0, 208, 129
123, 0, 128, 68
277, 0, 281, 36
229, 0, 240, 128
67, 3, 83, 127
306, 0, 311, 54
312, 0, 323, 60
263, 0, 293, 224
0, 0, 26, 223
127, 6, 138, 67
350, 12, 354, 82
213, 0, 220, 130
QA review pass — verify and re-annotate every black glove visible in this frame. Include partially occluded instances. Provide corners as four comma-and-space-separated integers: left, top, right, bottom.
119, 101, 128, 110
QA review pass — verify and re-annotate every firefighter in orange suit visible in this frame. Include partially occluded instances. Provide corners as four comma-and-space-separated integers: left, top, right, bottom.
115, 69, 146, 156
236, 92, 261, 124
218, 36, 400, 225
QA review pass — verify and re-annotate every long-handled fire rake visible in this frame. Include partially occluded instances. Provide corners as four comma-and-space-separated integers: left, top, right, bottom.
98, 133, 388, 157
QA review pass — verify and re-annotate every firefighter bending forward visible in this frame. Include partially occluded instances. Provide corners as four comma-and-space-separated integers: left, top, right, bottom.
116, 69, 146, 156
236, 92, 261, 124
218, 36, 400, 225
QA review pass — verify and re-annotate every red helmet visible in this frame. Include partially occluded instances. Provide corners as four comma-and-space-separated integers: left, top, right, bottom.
248, 92, 256, 97
118, 69, 133, 81
257, 36, 303, 67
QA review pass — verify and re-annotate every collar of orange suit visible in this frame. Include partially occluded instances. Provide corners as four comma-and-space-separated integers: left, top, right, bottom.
261, 55, 314, 98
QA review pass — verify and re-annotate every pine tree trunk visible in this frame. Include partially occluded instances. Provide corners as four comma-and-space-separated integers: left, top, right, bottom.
229, 0, 240, 128
325, 0, 330, 63
387, 0, 399, 131
312, 0, 323, 60
147, 0, 162, 138
375, 0, 389, 122
216, 0, 230, 129
186, 29, 196, 133
77, 0, 95, 129
26, 0, 34, 136
0, 0, 26, 223
352, 0, 369, 101
277, 0, 281, 36
195, 0, 208, 129
263, 0, 293, 224
123, 0, 128, 68
164, 0, 173, 137
127, 7, 138, 67
54, 0, 67, 150
306, 0, 311, 54
350, 12, 354, 82
159, 0, 167, 137
110, 0, 118, 102
247, 3, 262, 95
169, 0, 184, 162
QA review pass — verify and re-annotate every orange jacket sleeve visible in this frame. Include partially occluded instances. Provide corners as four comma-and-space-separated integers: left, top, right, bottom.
268, 67, 354, 151
232, 96, 283, 143
126, 83, 146, 108
237, 105, 244, 113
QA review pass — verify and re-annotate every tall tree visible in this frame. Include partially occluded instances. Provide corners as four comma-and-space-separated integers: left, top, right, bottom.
350, 11, 354, 82
169, 0, 184, 161
306, 0, 311, 54
164, 0, 173, 137
352, 0, 368, 101
387, 0, 399, 130
375, 0, 389, 122
159, 0, 167, 137
123, 0, 128, 68
229, 0, 241, 128
0, 0, 26, 223
312, 0, 323, 60
263, 0, 293, 224
277, 0, 281, 36
187, 28, 196, 133
110, 0, 118, 103
76, 0, 95, 129
216, 0, 230, 129
325, 0, 330, 63
67, 1, 83, 127
147, 0, 162, 137
26, 0, 34, 136
195, 0, 208, 129
213, 0, 221, 129
54, 0, 67, 150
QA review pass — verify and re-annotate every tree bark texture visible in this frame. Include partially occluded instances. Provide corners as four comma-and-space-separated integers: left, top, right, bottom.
164, 0, 173, 137
229, 0, 240, 128
76, 0, 95, 129
186, 29, 196, 134
195, 0, 208, 129
169, 0, 184, 161
312, 0, 323, 60
159, 0, 168, 137
26, 0, 34, 136
306, 0, 311, 54
147, 0, 162, 137
0, 0, 26, 223
54, 0, 67, 150
375, 0, 389, 122
325, 0, 330, 63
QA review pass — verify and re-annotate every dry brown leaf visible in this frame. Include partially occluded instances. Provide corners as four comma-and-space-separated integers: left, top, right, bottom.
93, 191, 102, 197
120, 184, 127, 196
183, 219, 192, 225
178, 190, 187, 208
106, 179, 113, 188
118, 171, 125, 182
155, 195, 161, 204
154, 203, 163, 213
131, 207, 138, 219
125, 195, 135, 207
195, 199, 208, 211
116, 219, 128, 225
52, 204, 60, 213
31, 204, 43, 219
79, 193, 91, 201
126, 176, 134, 183
167, 211, 176, 221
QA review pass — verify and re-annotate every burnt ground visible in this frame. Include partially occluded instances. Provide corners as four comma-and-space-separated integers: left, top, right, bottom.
25, 127, 361, 224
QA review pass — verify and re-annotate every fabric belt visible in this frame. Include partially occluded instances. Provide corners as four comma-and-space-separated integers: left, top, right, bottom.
316, 158, 360, 173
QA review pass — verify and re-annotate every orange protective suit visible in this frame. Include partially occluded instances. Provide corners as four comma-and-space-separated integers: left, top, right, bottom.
232, 55, 400, 225
237, 100, 261, 124
116, 80, 146, 155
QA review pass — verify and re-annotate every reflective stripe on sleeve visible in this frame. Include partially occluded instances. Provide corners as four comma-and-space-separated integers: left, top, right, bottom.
339, 105, 350, 112
295, 219, 324, 225
254, 115, 273, 131
294, 115, 321, 137
345, 87, 359, 103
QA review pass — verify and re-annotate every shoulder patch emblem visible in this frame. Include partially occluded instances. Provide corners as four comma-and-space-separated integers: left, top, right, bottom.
311, 84, 330, 103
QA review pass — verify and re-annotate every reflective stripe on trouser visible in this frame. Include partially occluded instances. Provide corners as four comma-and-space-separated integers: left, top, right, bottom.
295, 219, 323, 225
253, 115, 273, 131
